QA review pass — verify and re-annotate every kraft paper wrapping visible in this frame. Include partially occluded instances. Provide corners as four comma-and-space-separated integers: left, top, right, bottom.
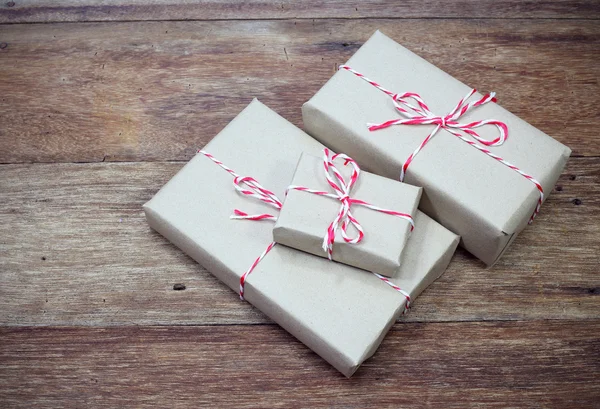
302, 30, 571, 266
273, 152, 422, 277
144, 99, 459, 377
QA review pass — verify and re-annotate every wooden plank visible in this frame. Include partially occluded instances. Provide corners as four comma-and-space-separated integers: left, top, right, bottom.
0, 321, 598, 407
0, 158, 598, 326
0, 19, 598, 163
1, 1, 599, 23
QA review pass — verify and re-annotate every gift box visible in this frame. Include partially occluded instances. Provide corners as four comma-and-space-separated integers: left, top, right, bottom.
273, 151, 421, 277
302, 30, 571, 266
144, 99, 459, 377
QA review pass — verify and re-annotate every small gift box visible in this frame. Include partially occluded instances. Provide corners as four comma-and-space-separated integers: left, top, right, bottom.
302, 30, 571, 266
273, 151, 421, 277
144, 99, 459, 377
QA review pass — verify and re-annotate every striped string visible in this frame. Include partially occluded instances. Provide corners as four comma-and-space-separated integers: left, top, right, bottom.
199, 150, 281, 299
199, 150, 282, 222
287, 148, 415, 260
198, 149, 412, 310
339, 65, 544, 224
373, 273, 411, 314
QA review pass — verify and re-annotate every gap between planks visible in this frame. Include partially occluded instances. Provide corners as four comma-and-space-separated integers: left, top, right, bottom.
1, 16, 600, 26
1, 1, 599, 23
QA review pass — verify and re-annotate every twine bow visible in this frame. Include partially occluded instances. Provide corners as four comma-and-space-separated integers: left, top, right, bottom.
288, 148, 415, 260
368, 88, 507, 183
230, 175, 283, 221
339, 65, 544, 223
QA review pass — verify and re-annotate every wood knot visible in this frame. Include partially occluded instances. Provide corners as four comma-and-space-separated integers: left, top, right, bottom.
173, 283, 186, 291
571, 198, 582, 205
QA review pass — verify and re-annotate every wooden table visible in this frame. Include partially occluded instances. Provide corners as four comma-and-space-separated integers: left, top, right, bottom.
1, 2, 599, 407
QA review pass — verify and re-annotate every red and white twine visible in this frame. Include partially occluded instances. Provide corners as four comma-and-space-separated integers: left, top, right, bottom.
287, 148, 415, 260
373, 273, 411, 314
198, 149, 412, 311
338, 65, 544, 223
199, 150, 281, 299
199, 150, 282, 223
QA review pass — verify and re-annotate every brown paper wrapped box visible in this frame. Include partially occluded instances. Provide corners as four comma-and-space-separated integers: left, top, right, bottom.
273, 152, 422, 277
302, 30, 571, 266
144, 99, 459, 377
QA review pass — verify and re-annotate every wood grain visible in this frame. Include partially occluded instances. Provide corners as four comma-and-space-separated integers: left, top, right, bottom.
1, 0, 599, 23
1, 158, 597, 326
0, 2, 598, 405
0, 19, 598, 164
0, 321, 598, 408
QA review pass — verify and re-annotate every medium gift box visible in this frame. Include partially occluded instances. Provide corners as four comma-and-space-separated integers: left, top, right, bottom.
144, 99, 459, 376
273, 151, 422, 277
302, 30, 571, 266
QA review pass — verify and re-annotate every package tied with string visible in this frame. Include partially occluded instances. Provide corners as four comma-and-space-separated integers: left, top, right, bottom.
273, 150, 421, 278
302, 30, 571, 266
144, 99, 459, 377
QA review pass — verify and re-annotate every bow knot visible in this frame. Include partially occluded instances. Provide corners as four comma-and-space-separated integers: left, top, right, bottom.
435, 116, 449, 128
339, 194, 352, 206
338, 64, 544, 224
230, 175, 282, 221
321, 149, 365, 256
368, 88, 509, 182
287, 148, 415, 261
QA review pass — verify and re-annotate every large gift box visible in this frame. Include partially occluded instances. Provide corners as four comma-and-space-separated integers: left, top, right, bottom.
144, 99, 459, 376
302, 30, 571, 266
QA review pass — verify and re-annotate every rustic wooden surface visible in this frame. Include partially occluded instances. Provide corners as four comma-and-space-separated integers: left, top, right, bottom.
1, 322, 599, 408
1, 19, 599, 163
0, 1, 599, 407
